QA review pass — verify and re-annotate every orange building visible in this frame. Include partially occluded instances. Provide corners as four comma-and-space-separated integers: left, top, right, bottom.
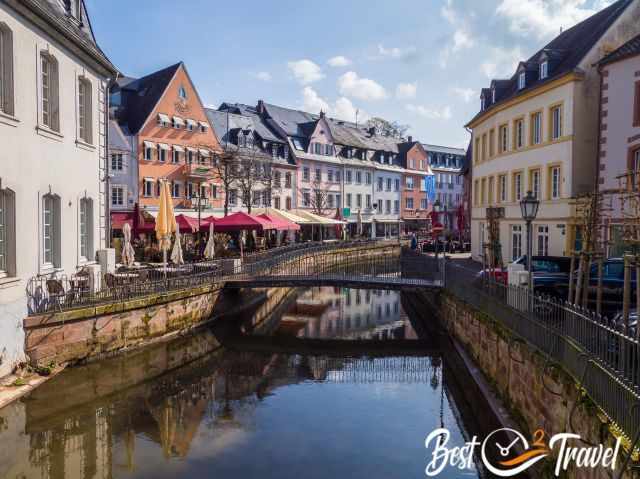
110, 62, 222, 215
398, 140, 433, 232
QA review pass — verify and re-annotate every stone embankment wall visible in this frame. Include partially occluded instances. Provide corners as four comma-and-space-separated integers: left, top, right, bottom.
23, 244, 400, 368
435, 290, 639, 479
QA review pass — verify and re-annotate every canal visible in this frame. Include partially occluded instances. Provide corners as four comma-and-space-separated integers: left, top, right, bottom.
0, 287, 498, 478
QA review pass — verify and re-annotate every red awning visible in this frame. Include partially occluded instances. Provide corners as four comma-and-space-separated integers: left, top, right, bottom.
175, 214, 200, 233
212, 212, 278, 232
257, 213, 300, 231
111, 212, 155, 232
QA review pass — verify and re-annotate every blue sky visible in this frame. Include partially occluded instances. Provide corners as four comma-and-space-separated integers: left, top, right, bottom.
86, 0, 614, 149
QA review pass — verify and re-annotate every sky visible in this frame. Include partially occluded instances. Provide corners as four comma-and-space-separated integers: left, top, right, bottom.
85, 0, 615, 150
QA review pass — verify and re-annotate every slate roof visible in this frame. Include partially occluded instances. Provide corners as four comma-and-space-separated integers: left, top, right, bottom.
422, 144, 466, 156
599, 32, 640, 66
13, 0, 117, 75
108, 120, 131, 151
206, 109, 252, 146
262, 103, 317, 137
218, 103, 283, 143
467, 0, 633, 126
114, 62, 182, 135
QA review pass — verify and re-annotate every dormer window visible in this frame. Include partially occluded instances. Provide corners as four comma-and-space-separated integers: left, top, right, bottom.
491, 89, 496, 103
480, 95, 486, 111
178, 86, 187, 100
518, 72, 526, 90
540, 61, 548, 80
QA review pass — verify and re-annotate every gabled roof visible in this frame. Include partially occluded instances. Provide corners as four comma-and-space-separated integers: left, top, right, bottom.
115, 62, 182, 134
206, 108, 252, 146
108, 120, 131, 151
599, 32, 640, 66
467, 0, 633, 126
218, 102, 284, 143
262, 102, 317, 137
8, 0, 117, 75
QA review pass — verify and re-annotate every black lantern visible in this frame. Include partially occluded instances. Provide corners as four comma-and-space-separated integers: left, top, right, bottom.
519, 190, 539, 222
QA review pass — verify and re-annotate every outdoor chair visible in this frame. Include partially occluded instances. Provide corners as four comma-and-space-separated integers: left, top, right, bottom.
46, 279, 66, 312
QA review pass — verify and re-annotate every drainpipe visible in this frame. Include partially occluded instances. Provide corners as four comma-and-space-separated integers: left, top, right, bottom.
104, 77, 112, 249
594, 64, 605, 255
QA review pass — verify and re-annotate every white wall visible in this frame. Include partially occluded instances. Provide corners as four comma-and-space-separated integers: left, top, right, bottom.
0, 4, 108, 376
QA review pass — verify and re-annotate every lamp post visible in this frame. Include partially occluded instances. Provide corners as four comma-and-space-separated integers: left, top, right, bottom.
433, 199, 442, 262
192, 185, 208, 243
520, 190, 540, 311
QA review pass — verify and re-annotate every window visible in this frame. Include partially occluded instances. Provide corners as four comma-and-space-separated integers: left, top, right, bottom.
481, 134, 487, 162
420, 198, 427, 209
511, 225, 522, 261
111, 185, 124, 206
499, 175, 507, 203
346, 193, 352, 208
285, 172, 292, 188
394, 200, 399, 213
79, 198, 93, 261
0, 24, 14, 116
302, 191, 310, 207
314, 143, 322, 155
531, 111, 542, 145
42, 194, 60, 268
356, 194, 362, 208
229, 189, 237, 206
143, 179, 154, 197
286, 197, 292, 210
406, 177, 414, 190
172, 182, 180, 198
274, 197, 281, 210
315, 168, 321, 182
377, 199, 383, 212
481, 178, 486, 205
111, 153, 123, 171
178, 86, 187, 100
550, 166, 560, 199
406, 198, 414, 209
386, 178, 392, 191
518, 72, 525, 90
489, 129, 495, 157
530, 169, 541, 199
325, 144, 332, 156
474, 138, 480, 164
77, 78, 92, 143
491, 88, 496, 103
366, 194, 372, 209
355, 171, 362, 184
394, 179, 400, 191
408, 159, 415, 169
327, 195, 334, 208
41, 53, 59, 131
385, 200, 391, 214
514, 118, 524, 149
488, 176, 495, 204
303, 167, 310, 182
336, 194, 341, 206
540, 61, 548, 80
377, 177, 383, 191
499, 124, 508, 154
346, 170, 352, 183
480, 95, 485, 111
365, 172, 372, 185
537, 225, 549, 256
513, 172, 522, 201
172, 149, 180, 163
0, 187, 15, 276
158, 147, 167, 162
274, 171, 282, 188
551, 104, 562, 140
474, 180, 479, 206
379, 153, 385, 163
335, 170, 341, 183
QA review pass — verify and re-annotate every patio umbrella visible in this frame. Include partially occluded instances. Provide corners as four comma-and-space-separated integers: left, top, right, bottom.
155, 180, 177, 273
122, 222, 136, 267
204, 221, 215, 259
357, 209, 363, 237
171, 228, 184, 265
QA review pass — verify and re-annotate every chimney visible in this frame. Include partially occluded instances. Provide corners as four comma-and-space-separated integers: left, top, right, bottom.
408, 135, 413, 143
257, 99, 265, 115
368, 126, 376, 136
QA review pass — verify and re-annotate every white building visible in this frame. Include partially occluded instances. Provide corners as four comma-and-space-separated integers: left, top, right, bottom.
466, 0, 640, 263
0, 0, 116, 376
372, 161, 403, 238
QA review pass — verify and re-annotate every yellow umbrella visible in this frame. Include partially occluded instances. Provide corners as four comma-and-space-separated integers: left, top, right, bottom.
155, 180, 177, 272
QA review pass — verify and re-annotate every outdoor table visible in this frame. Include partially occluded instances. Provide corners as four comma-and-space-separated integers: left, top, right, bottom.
113, 273, 139, 285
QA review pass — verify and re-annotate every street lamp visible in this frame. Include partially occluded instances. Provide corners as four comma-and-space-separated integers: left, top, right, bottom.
520, 190, 539, 308
192, 186, 208, 244
433, 199, 442, 261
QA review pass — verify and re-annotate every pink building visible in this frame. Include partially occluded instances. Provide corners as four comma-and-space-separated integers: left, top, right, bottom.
597, 34, 640, 257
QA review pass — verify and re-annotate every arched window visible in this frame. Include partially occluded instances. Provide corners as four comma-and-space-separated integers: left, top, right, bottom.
41, 52, 59, 131
42, 193, 61, 269
78, 77, 93, 143
0, 185, 15, 277
79, 197, 93, 262
0, 23, 14, 116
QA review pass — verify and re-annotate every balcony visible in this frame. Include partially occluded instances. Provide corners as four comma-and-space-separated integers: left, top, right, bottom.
185, 163, 215, 179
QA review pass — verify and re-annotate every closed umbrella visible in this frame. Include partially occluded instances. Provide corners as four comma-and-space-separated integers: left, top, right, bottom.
155, 180, 177, 273
171, 228, 184, 265
204, 221, 216, 259
122, 222, 136, 267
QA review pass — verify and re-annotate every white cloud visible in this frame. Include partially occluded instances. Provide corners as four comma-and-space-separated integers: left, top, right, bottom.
406, 104, 452, 120
287, 59, 324, 84
480, 46, 524, 78
496, 0, 610, 39
438, 1, 475, 69
327, 55, 351, 67
300, 87, 367, 123
441, 0, 457, 24
396, 82, 417, 100
302, 86, 330, 114
451, 87, 476, 103
337, 71, 387, 101
377, 44, 418, 60
254, 71, 272, 82
452, 29, 474, 52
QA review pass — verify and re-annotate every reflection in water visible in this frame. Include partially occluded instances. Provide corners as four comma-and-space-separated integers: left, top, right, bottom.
0, 288, 485, 479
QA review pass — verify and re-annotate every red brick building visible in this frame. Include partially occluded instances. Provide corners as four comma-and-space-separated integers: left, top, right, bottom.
398, 139, 433, 233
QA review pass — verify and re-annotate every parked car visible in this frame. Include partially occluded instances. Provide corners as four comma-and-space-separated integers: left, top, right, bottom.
476, 255, 572, 295
612, 309, 638, 337
555, 258, 637, 318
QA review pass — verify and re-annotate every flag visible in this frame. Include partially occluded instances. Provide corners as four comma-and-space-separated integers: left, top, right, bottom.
425, 175, 436, 204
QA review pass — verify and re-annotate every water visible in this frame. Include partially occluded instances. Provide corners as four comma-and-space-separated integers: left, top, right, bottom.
0, 287, 491, 479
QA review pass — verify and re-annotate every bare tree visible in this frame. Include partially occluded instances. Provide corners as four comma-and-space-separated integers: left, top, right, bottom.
212, 150, 240, 217
235, 148, 268, 214
366, 117, 410, 139
260, 159, 283, 209
305, 176, 332, 216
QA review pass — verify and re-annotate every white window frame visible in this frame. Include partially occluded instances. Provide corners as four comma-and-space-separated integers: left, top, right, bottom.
40, 52, 59, 131
551, 166, 560, 199
0, 23, 15, 116
110, 153, 124, 172
540, 61, 548, 80
532, 112, 542, 145
537, 225, 549, 256
531, 170, 540, 199
514, 173, 522, 202
551, 105, 562, 140
511, 225, 522, 261
78, 77, 93, 144
41, 194, 61, 269
111, 185, 125, 207
518, 72, 526, 90
79, 197, 93, 262
143, 179, 154, 197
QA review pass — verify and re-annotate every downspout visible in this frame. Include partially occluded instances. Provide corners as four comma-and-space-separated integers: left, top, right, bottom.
594, 64, 604, 254
104, 77, 112, 249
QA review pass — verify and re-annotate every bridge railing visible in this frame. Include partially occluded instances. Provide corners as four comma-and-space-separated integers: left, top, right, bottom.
444, 259, 640, 445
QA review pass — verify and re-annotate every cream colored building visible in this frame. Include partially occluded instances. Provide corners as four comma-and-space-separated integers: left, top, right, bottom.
0, 0, 116, 376
467, 0, 640, 263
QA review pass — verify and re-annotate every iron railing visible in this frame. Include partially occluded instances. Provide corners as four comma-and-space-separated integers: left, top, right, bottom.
445, 260, 640, 444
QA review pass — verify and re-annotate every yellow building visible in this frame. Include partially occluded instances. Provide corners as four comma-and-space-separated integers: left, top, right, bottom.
467, 0, 640, 262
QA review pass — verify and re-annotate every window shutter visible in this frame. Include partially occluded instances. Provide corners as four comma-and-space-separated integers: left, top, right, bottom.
1, 27, 14, 116
634, 81, 640, 128
51, 59, 60, 132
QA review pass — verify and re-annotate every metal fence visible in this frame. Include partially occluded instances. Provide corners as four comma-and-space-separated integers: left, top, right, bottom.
25, 240, 405, 316
445, 260, 640, 445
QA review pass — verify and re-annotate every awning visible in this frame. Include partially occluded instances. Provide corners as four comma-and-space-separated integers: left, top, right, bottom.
251, 208, 311, 225
143, 176, 155, 182
198, 121, 209, 129
291, 209, 346, 225
111, 212, 155, 232
374, 218, 404, 224
187, 147, 198, 153
158, 113, 170, 123
173, 145, 185, 153
199, 149, 211, 157
212, 212, 277, 232
173, 116, 185, 126
158, 143, 170, 150
143, 140, 156, 148
174, 214, 200, 233
257, 213, 300, 231
186, 119, 197, 128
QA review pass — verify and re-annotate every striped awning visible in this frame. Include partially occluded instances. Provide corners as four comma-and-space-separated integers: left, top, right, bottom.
158, 113, 170, 123
173, 116, 185, 126
172, 145, 185, 153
